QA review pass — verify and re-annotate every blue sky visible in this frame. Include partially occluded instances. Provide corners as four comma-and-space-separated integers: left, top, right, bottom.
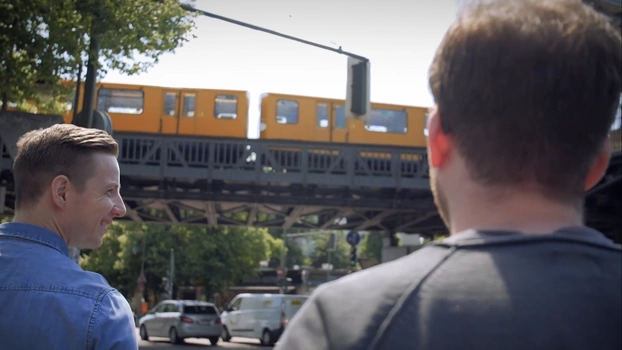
102, 0, 459, 137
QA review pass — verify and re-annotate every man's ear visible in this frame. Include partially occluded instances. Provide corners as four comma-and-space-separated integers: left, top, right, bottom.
427, 107, 453, 169
584, 138, 611, 191
50, 175, 70, 209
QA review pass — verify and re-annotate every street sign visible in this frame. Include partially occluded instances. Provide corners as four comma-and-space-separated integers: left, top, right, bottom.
346, 231, 361, 246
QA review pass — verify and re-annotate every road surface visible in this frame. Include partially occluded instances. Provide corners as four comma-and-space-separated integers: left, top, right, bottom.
137, 328, 270, 349
139, 337, 268, 349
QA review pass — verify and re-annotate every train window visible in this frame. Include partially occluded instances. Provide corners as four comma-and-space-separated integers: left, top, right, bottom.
316, 104, 328, 127
96, 88, 144, 114
214, 95, 238, 119
276, 100, 298, 124
164, 92, 177, 116
316, 104, 346, 128
334, 105, 346, 129
183, 93, 196, 117
365, 108, 408, 134
423, 113, 429, 136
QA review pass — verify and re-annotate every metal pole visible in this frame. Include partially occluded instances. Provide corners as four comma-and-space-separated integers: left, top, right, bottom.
180, 4, 368, 62
141, 232, 146, 273
279, 229, 287, 294
169, 248, 175, 299
326, 250, 332, 282
72, 63, 82, 123
136, 231, 147, 317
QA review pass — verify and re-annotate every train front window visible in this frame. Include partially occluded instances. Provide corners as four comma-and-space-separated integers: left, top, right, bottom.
96, 88, 144, 114
214, 95, 237, 119
365, 108, 408, 134
276, 100, 298, 124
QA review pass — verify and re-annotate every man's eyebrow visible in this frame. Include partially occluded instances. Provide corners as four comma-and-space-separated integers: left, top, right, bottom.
105, 183, 121, 189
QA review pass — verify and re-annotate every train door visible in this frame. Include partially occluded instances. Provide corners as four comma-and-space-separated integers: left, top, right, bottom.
160, 90, 180, 134
176, 91, 197, 135
315, 101, 348, 143
331, 103, 348, 143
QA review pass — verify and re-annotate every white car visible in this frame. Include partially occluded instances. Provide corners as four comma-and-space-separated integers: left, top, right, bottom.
138, 300, 222, 345
220, 293, 308, 346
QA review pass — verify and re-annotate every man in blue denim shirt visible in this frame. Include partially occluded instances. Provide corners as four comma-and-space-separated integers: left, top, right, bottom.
0, 124, 137, 349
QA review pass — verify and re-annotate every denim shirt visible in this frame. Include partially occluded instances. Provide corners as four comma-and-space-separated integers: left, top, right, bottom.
0, 222, 138, 350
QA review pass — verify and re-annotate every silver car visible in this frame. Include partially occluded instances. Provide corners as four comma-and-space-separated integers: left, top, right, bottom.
138, 300, 222, 345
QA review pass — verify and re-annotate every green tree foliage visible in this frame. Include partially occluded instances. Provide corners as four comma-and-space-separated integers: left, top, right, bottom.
309, 232, 351, 269
80, 222, 275, 299
267, 237, 311, 268
0, 0, 197, 111
359, 231, 384, 261
286, 239, 312, 267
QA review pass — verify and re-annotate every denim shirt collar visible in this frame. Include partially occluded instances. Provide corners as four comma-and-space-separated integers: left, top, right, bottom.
0, 222, 69, 256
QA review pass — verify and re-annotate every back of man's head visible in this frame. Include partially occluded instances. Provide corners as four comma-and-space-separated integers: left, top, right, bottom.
428, 0, 621, 202
13, 124, 119, 210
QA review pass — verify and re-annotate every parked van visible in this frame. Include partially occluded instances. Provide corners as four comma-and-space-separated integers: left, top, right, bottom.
220, 293, 309, 346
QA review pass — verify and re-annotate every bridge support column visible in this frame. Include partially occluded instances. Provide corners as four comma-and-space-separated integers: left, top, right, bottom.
381, 232, 400, 248
0, 186, 5, 214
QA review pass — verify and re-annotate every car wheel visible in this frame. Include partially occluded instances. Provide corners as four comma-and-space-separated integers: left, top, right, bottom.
221, 327, 231, 342
169, 327, 183, 344
139, 325, 149, 341
262, 329, 274, 346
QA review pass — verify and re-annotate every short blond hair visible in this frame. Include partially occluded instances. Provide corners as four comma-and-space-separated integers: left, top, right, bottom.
13, 124, 119, 209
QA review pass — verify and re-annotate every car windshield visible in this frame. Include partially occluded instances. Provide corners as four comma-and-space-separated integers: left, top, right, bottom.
183, 305, 217, 315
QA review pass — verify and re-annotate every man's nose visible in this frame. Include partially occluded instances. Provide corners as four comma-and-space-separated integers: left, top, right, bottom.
112, 193, 127, 218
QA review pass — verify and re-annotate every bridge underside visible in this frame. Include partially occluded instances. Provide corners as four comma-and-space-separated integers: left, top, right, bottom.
1, 131, 447, 238
0, 181, 446, 236
1, 131, 619, 242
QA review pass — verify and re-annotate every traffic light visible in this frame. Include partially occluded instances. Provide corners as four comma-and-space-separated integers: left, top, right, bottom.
345, 56, 371, 120
350, 246, 357, 267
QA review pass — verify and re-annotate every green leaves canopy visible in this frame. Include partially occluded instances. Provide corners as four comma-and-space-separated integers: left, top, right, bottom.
0, 0, 196, 110
80, 222, 276, 299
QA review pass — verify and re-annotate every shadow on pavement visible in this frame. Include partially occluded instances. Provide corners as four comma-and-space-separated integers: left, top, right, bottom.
140, 336, 269, 349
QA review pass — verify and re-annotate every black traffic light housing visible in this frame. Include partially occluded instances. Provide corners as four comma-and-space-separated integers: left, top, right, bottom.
350, 61, 368, 115
350, 246, 357, 267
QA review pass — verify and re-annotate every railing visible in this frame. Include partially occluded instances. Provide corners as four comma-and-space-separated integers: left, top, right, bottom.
114, 133, 431, 190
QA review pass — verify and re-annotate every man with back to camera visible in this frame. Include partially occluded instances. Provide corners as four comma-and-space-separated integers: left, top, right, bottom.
0, 124, 138, 349
275, 0, 622, 349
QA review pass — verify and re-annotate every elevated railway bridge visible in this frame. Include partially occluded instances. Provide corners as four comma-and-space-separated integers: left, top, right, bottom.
1, 118, 620, 244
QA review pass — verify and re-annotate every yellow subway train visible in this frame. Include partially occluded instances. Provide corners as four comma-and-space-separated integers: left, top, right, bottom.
53, 83, 427, 147
20, 81, 430, 148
